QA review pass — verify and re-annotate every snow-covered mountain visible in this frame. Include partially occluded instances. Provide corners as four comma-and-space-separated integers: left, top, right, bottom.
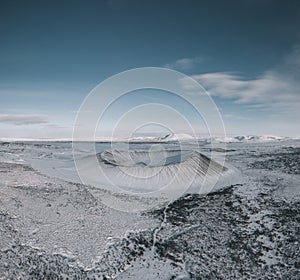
213, 135, 290, 143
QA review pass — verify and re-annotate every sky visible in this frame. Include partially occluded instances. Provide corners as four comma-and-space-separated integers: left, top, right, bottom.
0, 0, 299, 139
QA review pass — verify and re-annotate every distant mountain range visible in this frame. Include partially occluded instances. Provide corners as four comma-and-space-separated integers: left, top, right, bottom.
0, 134, 298, 143
212, 135, 291, 143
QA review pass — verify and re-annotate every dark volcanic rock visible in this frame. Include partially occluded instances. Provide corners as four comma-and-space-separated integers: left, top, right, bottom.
148, 185, 300, 279
249, 147, 300, 174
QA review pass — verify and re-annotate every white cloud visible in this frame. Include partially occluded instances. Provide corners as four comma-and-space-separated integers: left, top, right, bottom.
191, 71, 300, 117
0, 114, 49, 125
175, 47, 300, 136
164, 56, 203, 70
176, 46, 300, 116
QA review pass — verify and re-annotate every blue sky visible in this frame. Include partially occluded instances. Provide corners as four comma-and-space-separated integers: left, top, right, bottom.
0, 0, 299, 138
